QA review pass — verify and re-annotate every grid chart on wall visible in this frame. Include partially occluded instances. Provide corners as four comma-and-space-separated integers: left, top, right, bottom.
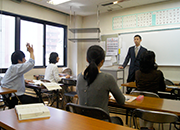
112, 7, 180, 30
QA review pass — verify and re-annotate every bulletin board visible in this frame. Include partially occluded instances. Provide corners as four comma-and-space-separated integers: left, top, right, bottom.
112, 7, 180, 30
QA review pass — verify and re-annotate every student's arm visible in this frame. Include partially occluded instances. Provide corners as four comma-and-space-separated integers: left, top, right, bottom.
26, 43, 34, 60
109, 75, 125, 105
158, 70, 166, 91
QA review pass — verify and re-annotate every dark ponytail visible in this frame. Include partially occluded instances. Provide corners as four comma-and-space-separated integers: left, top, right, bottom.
84, 45, 105, 86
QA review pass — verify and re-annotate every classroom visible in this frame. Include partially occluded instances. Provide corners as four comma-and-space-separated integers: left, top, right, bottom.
0, 0, 179, 81
0, 0, 180, 129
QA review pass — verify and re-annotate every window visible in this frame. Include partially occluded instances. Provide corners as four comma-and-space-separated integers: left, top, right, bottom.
20, 20, 43, 66
46, 25, 64, 66
0, 11, 67, 71
0, 14, 15, 69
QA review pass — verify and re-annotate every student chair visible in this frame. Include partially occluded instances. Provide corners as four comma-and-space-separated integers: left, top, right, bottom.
61, 79, 77, 109
127, 90, 160, 127
132, 108, 179, 130
130, 90, 159, 98
164, 79, 175, 86
66, 103, 124, 126
171, 88, 180, 100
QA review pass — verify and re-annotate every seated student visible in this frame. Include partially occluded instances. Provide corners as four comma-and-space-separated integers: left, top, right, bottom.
135, 50, 166, 93
76, 45, 125, 114
135, 50, 166, 130
44, 52, 70, 83
1, 43, 40, 109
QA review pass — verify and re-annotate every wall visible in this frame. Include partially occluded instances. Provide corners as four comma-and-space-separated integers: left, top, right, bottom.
79, 0, 180, 82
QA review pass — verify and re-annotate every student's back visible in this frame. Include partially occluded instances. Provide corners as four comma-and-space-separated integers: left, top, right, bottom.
76, 45, 125, 114
135, 51, 166, 93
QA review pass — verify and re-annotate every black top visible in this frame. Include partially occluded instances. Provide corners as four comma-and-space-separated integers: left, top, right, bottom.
135, 69, 166, 93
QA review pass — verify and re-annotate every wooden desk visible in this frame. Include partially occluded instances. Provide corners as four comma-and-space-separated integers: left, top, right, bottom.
109, 95, 180, 116
0, 87, 17, 95
121, 82, 180, 92
26, 83, 64, 108
0, 107, 135, 130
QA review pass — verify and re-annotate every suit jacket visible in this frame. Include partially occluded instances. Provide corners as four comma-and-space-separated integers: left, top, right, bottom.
122, 46, 147, 82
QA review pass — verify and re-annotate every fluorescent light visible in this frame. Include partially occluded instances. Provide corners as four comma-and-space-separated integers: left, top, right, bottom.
47, 0, 71, 5
113, 1, 119, 4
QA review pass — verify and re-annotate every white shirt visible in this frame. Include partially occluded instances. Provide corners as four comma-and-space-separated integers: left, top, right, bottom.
135, 45, 141, 56
44, 63, 62, 83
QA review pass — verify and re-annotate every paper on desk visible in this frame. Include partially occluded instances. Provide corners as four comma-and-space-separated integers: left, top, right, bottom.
109, 93, 136, 102
124, 95, 137, 102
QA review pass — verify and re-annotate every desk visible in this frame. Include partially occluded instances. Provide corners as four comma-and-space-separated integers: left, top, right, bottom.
121, 82, 180, 92
0, 87, 17, 95
26, 82, 68, 108
109, 95, 180, 116
0, 87, 19, 108
0, 107, 135, 130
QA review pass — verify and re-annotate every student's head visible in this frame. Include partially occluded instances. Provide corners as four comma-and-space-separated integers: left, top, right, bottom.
134, 35, 142, 47
140, 50, 156, 73
11, 50, 26, 64
49, 52, 59, 64
84, 45, 105, 86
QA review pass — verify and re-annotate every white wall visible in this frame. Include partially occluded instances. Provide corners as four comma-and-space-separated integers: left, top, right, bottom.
78, 0, 180, 82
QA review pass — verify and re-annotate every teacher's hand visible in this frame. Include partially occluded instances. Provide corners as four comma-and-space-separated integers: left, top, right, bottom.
119, 66, 124, 69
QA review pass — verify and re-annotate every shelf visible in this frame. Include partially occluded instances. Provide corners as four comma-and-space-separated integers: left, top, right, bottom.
69, 28, 100, 33
69, 38, 100, 42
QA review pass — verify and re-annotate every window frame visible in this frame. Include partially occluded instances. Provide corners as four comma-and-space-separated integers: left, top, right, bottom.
0, 11, 67, 72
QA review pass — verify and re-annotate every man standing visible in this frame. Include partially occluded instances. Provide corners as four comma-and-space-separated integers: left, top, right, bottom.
119, 35, 147, 94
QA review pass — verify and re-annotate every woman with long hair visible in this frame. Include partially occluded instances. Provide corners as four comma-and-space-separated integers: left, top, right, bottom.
76, 45, 125, 114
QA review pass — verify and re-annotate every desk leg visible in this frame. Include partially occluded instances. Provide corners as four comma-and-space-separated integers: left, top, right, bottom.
33, 89, 43, 103
56, 90, 59, 108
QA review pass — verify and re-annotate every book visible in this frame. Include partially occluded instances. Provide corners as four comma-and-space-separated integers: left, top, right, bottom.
32, 80, 62, 91
15, 103, 50, 121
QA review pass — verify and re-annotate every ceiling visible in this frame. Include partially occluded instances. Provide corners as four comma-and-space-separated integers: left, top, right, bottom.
24, 0, 170, 16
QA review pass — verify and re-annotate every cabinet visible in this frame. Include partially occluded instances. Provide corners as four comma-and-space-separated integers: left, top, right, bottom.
68, 28, 100, 42
100, 66, 125, 93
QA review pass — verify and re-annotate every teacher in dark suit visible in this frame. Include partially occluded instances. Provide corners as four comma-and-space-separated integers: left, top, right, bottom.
119, 35, 147, 94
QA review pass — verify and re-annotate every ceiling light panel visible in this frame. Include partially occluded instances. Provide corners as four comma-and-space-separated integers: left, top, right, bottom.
47, 0, 71, 5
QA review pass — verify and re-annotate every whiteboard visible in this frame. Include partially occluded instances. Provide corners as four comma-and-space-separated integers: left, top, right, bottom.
119, 29, 180, 66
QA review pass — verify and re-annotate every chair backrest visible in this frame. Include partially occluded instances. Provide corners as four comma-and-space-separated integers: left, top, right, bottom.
130, 90, 159, 98
61, 78, 76, 86
164, 79, 175, 86
133, 108, 179, 123
66, 103, 112, 122
171, 88, 180, 98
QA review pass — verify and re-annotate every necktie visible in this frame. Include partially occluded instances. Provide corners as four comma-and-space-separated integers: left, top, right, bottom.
135, 47, 138, 57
